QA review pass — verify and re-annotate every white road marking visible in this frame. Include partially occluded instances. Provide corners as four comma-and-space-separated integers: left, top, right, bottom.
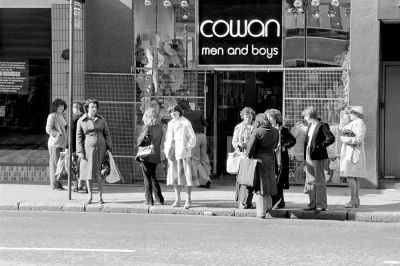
0, 247, 135, 253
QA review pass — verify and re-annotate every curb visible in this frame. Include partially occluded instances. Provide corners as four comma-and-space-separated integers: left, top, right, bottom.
1, 201, 399, 223
348, 211, 400, 223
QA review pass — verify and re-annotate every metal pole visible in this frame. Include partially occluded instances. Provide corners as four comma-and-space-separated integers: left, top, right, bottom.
68, 0, 75, 200
184, 24, 188, 68
304, 2, 308, 67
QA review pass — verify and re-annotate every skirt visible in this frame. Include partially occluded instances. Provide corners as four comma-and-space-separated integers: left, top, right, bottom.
167, 158, 199, 186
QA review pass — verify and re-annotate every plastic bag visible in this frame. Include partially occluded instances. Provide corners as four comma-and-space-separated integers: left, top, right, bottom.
105, 152, 124, 183
226, 151, 244, 174
55, 152, 68, 181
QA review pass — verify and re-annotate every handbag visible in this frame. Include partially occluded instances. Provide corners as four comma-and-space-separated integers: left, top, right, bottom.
226, 151, 244, 174
135, 145, 155, 162
236, 157, 259, 187
135, 129, 155, 162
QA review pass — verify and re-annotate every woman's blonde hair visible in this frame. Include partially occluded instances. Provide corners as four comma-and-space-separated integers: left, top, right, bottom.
143, 107, 159, 126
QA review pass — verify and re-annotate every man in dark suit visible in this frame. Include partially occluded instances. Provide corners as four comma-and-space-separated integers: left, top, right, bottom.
302, 106, 335, 212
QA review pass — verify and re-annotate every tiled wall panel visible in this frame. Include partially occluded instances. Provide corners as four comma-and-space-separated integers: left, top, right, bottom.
51, 4, 85, 104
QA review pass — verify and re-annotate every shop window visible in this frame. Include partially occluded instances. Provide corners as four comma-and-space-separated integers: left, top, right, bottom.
284, 0, 351, 67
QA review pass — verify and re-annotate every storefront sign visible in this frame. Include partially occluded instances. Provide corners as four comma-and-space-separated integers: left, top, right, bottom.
198, 0, 282, 65
0, 60, 28, 94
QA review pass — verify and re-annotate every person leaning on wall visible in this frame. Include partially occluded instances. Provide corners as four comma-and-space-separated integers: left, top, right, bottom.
45, 98, 68, 191
76, 99, 113, 204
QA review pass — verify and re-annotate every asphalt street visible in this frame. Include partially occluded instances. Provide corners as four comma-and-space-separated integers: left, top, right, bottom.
1, 211, 400, 266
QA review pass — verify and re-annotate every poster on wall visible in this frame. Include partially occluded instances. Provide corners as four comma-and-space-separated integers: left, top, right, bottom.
0, 60, 28, 94
198, 0, 282, 65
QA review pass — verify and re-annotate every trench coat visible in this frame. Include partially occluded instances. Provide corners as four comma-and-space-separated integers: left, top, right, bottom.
247, 124, 279, 196
339, 118, 367, 178
76, 114, 112, 181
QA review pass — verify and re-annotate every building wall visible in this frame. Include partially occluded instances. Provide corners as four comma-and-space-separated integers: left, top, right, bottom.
349, 1, 380, 188
51, 4, 85, 103
85, 0, 133, 73
378, 0, 400, 20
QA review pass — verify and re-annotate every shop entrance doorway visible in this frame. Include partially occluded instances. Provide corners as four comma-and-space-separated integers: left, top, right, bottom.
209, 71, 283, 176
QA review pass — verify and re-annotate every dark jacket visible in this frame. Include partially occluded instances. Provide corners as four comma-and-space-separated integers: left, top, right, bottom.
137, 124, 163, 164
182, 109, 207, 134
277, 126, 296, 188
71, 114, 82, 153
247, 125, 279, 196
304, 121, 335, 160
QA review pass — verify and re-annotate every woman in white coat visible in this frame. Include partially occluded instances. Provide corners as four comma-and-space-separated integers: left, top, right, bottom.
339, 106, 367, 208
164, 104, 199, 209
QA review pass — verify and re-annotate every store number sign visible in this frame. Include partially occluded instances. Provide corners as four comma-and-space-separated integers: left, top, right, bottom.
198, 0, 282, 65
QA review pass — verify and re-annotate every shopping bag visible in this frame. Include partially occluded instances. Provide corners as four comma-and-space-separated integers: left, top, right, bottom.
135, 145, 155, 162
55, 152, 68, 181
236, 157, 259, 187
106, 152, 124, 183
226, 151, 244, 174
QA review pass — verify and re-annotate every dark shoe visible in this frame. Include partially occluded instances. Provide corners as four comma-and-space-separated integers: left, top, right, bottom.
274, 203, 285, 209
72, 185, 78, 193
99, 199, 105, 204
204, 180, 211, 188
86, 198, 92, 205
155, 201, 164, 205
58, 186, 66, 191
303, 207, 315, 211
257, 216, 265, 219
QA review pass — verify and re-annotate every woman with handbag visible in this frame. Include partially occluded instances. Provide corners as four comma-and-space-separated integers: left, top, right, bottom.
76, 99, 113, 204
232, 107, 255, 209
164, 104, 198, 209
247, 113, 279, 218
45, 98, 68, 191
339, 106, 367, 208
137, 107, 164, 206
265, 109, 296, 209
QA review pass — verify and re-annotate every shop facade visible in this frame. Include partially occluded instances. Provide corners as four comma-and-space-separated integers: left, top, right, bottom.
1, 0, 398, 189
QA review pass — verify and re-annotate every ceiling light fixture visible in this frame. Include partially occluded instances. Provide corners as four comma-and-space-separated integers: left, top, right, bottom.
144, 0, 151, 7
181, 0, 189, 8
163, 0, 172, 8
331, 0, 340, 7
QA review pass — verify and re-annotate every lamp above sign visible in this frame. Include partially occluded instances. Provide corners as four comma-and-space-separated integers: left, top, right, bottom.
198, 0, 282, 66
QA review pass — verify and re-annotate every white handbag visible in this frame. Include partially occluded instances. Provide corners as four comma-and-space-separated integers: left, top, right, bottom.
226, 151, 244, 174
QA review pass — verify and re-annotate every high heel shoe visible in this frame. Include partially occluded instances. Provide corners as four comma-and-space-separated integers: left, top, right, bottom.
172, 200, 181, 207
184, 200, 192, 209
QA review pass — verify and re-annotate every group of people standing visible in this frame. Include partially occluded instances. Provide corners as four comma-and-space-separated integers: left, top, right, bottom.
46, 97, 367, 214
136, 101, 212, 209
232, 105, 367, 218
46, 98, 113, 204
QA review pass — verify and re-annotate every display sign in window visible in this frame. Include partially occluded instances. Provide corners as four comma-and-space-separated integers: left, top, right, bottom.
0, 60, 28, 94
198, 0, 282, 66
